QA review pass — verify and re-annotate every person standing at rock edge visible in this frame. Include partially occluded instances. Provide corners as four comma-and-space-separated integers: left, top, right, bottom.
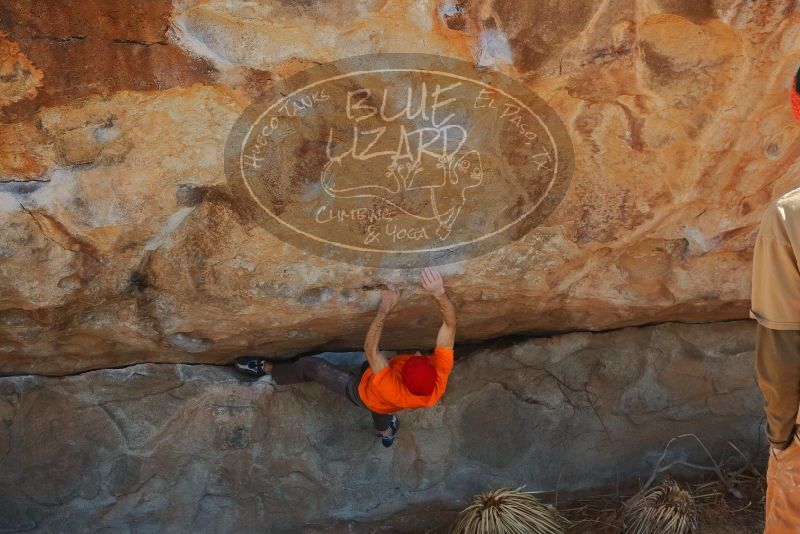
753, 65, 800, 533
233, 267, 457, 448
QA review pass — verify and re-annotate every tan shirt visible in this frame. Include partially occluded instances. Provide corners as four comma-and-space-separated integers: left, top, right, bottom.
751, 186, 800, 330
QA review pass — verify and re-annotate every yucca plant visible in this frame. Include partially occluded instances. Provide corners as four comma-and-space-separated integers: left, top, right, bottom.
450, 487, 564, 534
623, 480, 698, 534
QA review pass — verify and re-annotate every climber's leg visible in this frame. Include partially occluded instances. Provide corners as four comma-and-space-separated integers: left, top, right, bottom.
373, 414, 399, 448
371, 412, 393, 432
349, 361, 400, 440
271, 357, 351, 398
271, 356, 400, 446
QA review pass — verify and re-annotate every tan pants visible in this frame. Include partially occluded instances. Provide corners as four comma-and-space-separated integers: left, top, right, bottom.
756, 324, 800, 449
757, 324, 800, 533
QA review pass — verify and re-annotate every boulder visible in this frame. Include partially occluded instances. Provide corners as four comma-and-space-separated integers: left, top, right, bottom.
0, 320, 762, 532
0, 0, 798, 375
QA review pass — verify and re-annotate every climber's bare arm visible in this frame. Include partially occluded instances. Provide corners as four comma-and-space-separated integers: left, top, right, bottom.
421, 267, 456, 349
364, 286, 400, 374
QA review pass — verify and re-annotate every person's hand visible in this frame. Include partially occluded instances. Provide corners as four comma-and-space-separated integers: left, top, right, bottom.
379, 285, 401, 312
420, 267, 445, 297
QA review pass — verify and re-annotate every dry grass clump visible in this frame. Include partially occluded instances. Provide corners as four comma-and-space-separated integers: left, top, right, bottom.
450, 487, 564, 534
623, 480, 698, 534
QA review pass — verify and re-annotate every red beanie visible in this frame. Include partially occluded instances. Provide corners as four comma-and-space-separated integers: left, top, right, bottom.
793, 66, 800, 123
401, 356, 436, 396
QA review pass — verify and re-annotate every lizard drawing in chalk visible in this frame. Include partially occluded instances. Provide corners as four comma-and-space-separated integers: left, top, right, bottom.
320, 148, 484, 240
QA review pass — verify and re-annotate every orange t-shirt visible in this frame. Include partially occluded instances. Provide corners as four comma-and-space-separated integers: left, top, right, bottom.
358, 347, 454, 414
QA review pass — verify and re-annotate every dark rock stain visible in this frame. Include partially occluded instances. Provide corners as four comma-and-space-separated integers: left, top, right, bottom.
129, 271, 150, 292
0, 0, 217, 123
655, 0, 716, 22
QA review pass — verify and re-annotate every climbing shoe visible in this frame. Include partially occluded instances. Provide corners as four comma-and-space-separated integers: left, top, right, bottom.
380, 416, 399, 448
234, 356, 271, 378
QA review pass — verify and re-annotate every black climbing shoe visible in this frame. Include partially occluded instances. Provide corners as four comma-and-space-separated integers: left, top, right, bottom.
234, 356, 271, 378
380, 416, 399, 448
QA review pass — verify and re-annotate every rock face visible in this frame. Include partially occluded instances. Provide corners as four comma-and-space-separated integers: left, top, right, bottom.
0, 1, 799, 373
0, 2, 786, 531
0, 321, 762, 532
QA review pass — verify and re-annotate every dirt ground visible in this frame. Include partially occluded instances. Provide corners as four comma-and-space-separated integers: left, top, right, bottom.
561, 474, 765, 534
308, 472, 767, 533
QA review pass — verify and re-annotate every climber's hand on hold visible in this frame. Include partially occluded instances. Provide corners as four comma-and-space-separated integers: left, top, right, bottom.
379, 285, 401, 312
420, 267, 445, 297
421, 267, 456, 349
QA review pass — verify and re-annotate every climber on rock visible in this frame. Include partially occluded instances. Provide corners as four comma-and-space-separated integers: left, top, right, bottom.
233, 266, 457, 448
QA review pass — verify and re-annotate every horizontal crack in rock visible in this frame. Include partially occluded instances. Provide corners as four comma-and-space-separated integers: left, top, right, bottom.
0, 319, 754, 379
